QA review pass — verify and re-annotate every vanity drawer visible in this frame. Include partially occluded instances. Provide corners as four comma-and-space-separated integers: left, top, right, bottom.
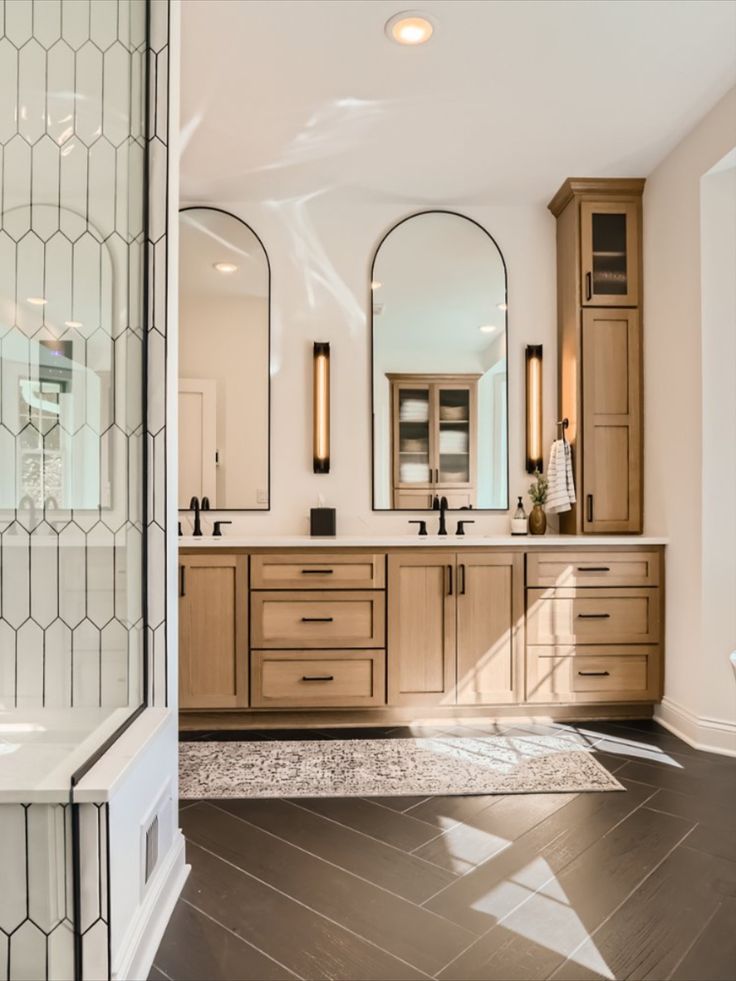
251, 591, 385, 649
251, 650, 386, 708
526, 551, 660, 588
526, 588, 659, 645
526, 646, 660, 703
250, 553, 385, 590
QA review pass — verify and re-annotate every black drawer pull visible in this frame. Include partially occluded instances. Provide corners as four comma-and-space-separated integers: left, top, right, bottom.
301, 616, 334, 623
302, 674, 334, 682
301, 569, 334, 574
585, 271, 592, 301
179, 565, 185, 597
576, 566, 610, 573
577, 613, 611, 619
578, 670, 610, 677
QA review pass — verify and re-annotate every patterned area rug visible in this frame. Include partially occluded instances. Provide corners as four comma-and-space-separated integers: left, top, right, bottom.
179, 732, 623, 799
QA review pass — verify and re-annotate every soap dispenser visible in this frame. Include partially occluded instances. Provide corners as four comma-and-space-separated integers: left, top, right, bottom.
511, 496, 528, 536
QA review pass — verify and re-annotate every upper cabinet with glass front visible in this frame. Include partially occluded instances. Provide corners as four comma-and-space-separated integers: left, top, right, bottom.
372, 212, 509, 511
580, 200, 640, 306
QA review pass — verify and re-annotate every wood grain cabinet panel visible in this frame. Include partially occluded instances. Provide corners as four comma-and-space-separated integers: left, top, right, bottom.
251, 591, 385, 649
526, 645, 659, 703
526, 588, 659, 646
251, 650, 386, 708
179, 553, 248, 709
387, 553, 456, 705
456, 552, 523, 705
526, 550, 659, 588
250, 553, 385, 590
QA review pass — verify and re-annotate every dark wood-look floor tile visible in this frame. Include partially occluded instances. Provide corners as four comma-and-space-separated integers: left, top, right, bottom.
293, 795, 440, 851
183, 840, 426, 981
671, 896, 736, 981
616, 756, 736, 803
412, 792, 575, 875
369, 795, 431, 812
404, 792, 503, 830
216, 797, 457, 903
550, 840, 736, 981
153, 898, 297, 980
438, 804, 694, 979
425, 779, 655, 933
182, 803, 473, 976
646, 786, 736, 861
148, 966, 169, 981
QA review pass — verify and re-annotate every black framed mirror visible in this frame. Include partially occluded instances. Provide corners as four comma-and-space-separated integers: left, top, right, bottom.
178, 206, 271, 511
371, 211, 509, 511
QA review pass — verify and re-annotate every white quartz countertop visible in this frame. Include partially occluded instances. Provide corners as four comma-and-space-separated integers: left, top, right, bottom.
180, 534, 668, 548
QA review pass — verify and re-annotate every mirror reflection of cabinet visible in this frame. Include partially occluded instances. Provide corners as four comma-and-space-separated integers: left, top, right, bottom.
389, 373, 478, 509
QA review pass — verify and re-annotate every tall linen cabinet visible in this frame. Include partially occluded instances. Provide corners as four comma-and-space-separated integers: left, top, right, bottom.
548, 178, 645, 534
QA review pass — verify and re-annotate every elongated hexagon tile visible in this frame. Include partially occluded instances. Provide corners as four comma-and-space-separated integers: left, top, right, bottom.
101, 619, 128, 705
4, 0, 32, 47
90, 0, 118, 52
47, 921, 75, 981
15, 619, 44, 707
27, 803, 67, 933
0, 806, 27, 932
59, 143, 89, 239
30, 526, 59, 626
72, 619, 101, 706
33, 0, 62, 50
0, 620, 17, 708
72, 234, 103, 334
86, 522, 115, 627
61, 0, 90, 51
31, 141, 62, 240
43, 618, 73, 706
88, 137, 116, 240
0, 40, 19, 144
3, 139, 31, 240
9, 921, 47, 981
58, 521, 86, 627
18, 39, 46, 145
16, 231, 46, 334
1, 529, 30, 626
75, 42, 103, 146
44, 230, 74, 330
46, 40, 75, 146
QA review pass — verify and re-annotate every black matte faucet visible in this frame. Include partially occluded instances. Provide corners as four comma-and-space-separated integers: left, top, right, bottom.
189, 496, 202, 537
437, 495, 449, 536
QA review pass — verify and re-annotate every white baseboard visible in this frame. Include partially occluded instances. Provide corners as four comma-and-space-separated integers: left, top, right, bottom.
114, 830, 190, 981
655, 697, 736, 757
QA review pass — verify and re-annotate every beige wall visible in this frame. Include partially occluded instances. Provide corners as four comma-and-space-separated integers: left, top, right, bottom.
180, 293, 269, 509
644, 86, 736, 750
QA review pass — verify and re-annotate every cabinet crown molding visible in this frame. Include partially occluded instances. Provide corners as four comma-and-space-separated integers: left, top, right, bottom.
547, 177, 646, 217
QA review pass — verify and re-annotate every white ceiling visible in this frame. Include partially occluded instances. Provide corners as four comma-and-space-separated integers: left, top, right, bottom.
179, 208, 269, 298
180, 0, 736, 205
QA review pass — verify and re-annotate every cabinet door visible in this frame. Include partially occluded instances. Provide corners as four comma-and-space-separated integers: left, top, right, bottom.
179, 554, 248, 709
580, 201, 639, 307
393, 382, 434, 489
387, 553, 456, 705
434, 382, 476, 492
582, 308, 642, 533
456, 552, 523, 704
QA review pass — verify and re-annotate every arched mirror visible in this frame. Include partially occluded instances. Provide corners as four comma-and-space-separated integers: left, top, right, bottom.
178, 207, 270, 510
371, 211, 508, 510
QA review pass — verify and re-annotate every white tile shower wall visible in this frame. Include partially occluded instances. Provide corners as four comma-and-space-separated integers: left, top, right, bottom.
0, 0, 161, 713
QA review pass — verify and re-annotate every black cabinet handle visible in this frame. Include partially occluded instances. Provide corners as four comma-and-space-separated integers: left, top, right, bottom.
577, 613, 611, 619
179, 565, 185, 598
576, 566, 610, 573
302, 675, 335, 682
301, 569, 334, 575
301, 616, 334, 623
585, 271, 592, 301
578, 670, 610, 677
586, 494, 594, 523
459, 563, 466, 595
447, 564, 453, 596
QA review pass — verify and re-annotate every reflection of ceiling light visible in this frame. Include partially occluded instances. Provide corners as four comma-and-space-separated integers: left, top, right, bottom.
27, 297, 47, 305
386, 11, 434, 45
479, 324, 496, 333
213, 262, 238, 273
497, 303, 507, 311
371, 280, 382, 290
64, 320, 83, 328
373, 303, 385, 316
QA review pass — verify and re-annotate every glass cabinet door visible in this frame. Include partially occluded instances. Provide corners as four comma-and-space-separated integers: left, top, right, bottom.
580, 201, 639, 307
395, 384, 432, 486
436, 386, 472, 487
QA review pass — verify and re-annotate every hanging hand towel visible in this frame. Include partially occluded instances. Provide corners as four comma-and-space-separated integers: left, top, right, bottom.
546, 438, 577, 513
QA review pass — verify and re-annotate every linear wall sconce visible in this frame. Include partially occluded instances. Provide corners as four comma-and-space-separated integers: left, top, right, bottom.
525, 344, 543, 473
313, 342, 330, 473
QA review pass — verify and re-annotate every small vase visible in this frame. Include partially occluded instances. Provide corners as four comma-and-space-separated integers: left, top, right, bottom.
529, 504, 547, 536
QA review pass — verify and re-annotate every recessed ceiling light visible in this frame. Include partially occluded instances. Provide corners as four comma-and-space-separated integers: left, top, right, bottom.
213, 261, 238, 274
371, 280, 382, 290
27, 297, 47, 306
479, 325, 496, 333
64, 320, 83, 328
385, 11, 434, 46
497, 303, 507, 311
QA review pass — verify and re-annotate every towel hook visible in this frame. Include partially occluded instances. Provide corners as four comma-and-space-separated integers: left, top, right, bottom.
556, 418, 569, 443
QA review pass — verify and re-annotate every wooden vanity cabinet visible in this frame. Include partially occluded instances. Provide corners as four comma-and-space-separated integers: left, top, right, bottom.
179, 553, 248, 709
548, 178, 644, 534
387, 550, 523, 706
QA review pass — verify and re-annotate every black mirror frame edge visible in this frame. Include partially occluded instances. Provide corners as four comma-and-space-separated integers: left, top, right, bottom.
178, 204, 272, 512
369, 208, 510, 512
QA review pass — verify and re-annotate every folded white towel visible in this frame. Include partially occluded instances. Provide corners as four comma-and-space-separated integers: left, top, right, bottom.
546, 438, 576, 513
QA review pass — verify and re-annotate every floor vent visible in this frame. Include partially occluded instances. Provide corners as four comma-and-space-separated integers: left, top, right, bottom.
144, 814, 159, 884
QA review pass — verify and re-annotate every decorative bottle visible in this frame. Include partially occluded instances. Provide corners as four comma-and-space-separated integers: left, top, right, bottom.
511, 496, 528, 536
